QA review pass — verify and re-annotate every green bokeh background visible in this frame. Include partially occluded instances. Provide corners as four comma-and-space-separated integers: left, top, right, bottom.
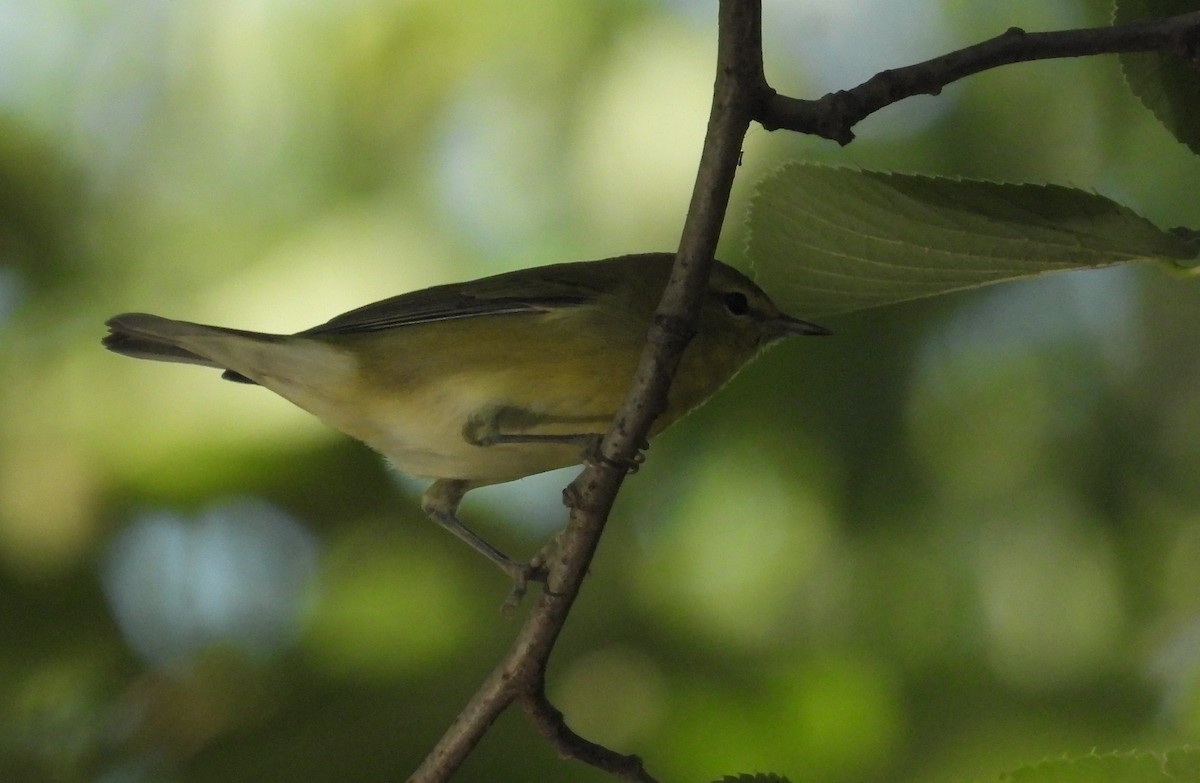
3, 1, 1200, 782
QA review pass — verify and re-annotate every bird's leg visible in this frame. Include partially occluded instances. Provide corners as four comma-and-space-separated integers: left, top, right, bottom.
465, 408, 649, 472
439, 407, 637, 607
462, 406, 602, 449
421, 478, 547, 607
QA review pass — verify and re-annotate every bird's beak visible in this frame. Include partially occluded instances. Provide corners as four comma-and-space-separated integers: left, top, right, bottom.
771, 314, 831, 338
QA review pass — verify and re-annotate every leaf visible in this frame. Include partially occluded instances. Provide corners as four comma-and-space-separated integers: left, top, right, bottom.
1000, 749, 1200, 782
1116, 0, 1200, 154
745, 164, 1198, 318
710, 775, 791, 783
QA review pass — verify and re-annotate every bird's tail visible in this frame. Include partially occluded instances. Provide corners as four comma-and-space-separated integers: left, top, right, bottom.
103, 313, 301, 385
104, 312, 364, 436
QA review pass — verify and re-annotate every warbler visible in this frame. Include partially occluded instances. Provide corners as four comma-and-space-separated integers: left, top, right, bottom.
103, 253, 828, 585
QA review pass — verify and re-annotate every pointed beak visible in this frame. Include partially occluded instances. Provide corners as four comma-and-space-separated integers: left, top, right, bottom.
770, 313, 831, 339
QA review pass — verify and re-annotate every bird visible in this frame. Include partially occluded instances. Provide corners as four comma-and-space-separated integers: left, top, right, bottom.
103, 252, 828, 591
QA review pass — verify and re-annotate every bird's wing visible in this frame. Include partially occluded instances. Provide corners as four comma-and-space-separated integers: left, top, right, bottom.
298, 262, 626, 337
301, 291, 587, 336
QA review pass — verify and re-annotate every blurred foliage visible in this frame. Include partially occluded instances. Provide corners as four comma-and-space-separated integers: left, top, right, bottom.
2, 1, 1199, 782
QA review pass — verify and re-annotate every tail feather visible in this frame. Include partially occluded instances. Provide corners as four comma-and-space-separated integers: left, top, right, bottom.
103, 313, 289, 385
103, 314, 220, 368
102, 313, 357, 403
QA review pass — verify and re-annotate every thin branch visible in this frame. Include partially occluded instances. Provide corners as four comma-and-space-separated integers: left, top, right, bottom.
520, 683, 657, 783
762, 10, 1200, 144
407, 2, 765, 781
405, 660, 515, 781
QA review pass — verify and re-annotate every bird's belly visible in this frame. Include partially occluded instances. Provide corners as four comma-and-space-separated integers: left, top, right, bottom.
342, 381, 590, 486
385, 438, 582, 486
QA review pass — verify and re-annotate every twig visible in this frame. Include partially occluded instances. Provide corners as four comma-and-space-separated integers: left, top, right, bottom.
762, 10, 1200, 144
407, 2, 765, 780
519, 680, 657, 783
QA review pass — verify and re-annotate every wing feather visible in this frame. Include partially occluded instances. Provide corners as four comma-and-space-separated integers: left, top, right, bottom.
297, 258, 645, 336
302, 293, 587, 335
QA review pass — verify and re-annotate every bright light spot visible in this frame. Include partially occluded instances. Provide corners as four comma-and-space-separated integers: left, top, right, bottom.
907, 269, 1140, 501
555, 646, 667, 748
972, 497, 1126, 689
203, 203, 450, 332
101, 498, 319, 668
0, 433, 98, 575
763, 0, 953, 137
1147, 613, 1200, 726
433, 76, 559, 255
632, 445, 836, 648
658, 654, 901, 781
0, 3, 82, 126
466, 466, 578, 537
0, 266, 26, 326
772, 655, 903, 778
571, 17, 711, 250
917, 268, 1139, 376
304, 525, 474, 679
1142, 520, 1200, 725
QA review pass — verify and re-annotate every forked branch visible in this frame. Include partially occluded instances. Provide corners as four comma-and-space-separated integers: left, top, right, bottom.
762, 10, 1200, 144
410, 4, 1199, 781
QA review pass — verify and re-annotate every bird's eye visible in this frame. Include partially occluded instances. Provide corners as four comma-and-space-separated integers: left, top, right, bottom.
721, 290, 749, 316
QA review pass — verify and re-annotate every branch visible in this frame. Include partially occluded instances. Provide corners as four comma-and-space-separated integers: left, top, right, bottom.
407, 1, 765, 780
762, 10, 1200, 144
520, 680, 656, 783
409, 6, 1200, 782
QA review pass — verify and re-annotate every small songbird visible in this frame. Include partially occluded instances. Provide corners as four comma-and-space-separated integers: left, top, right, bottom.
103, 253, 828, 588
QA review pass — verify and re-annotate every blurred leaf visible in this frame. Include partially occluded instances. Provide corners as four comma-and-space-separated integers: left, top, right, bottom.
711, 775, 791, 783
1000, 749, 1200, 782
1116, 0, 1200, 154
745, 165, 1198, 316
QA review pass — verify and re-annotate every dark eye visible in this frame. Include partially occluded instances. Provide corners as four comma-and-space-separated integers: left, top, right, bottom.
721, 290, 749, 316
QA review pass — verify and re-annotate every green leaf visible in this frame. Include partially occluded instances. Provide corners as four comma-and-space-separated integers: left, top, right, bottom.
1116, 0, 1200, 154
745, 164, 1198, 317
710, 775, 791, 783
1000, 749, 1200, 782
